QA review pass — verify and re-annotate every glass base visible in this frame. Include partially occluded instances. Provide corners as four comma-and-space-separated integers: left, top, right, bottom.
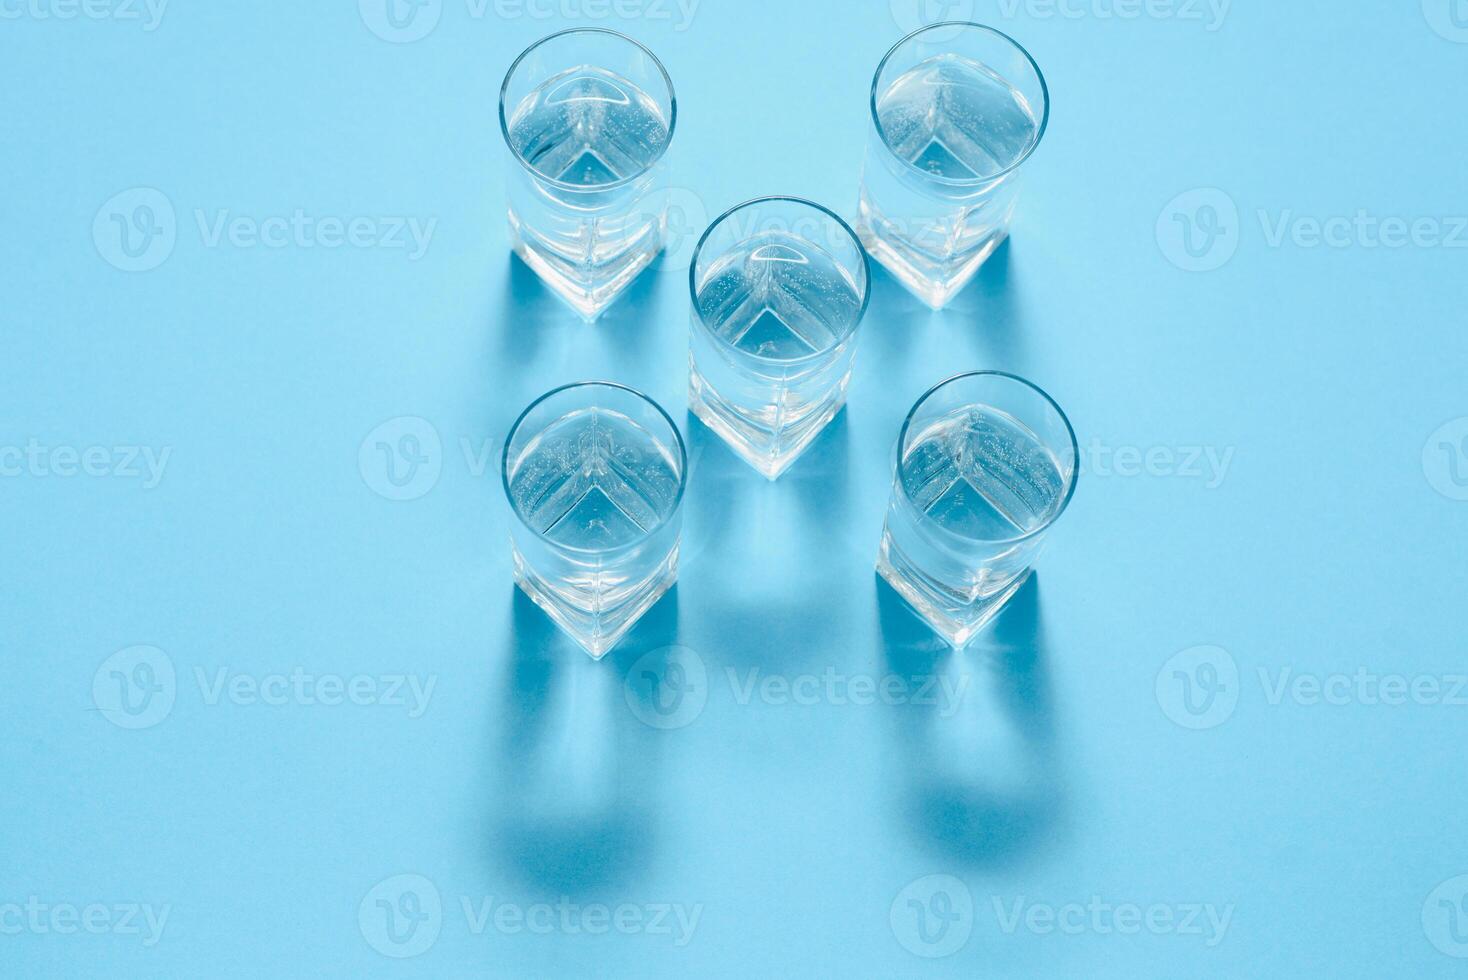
855, 197, 1008, 311
509, 209, 661, 320
876, 531, 1031, 648
688, 363, 848, 480
512, 545, 678, 659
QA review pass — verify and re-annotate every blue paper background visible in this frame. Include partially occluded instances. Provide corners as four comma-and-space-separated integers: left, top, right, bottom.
4, 0, 1468, 975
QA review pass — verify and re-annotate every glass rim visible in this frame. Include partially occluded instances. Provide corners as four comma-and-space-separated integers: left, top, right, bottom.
869, 22, 1051, 188
687, 196, 873, 366
895, 370, 1078, 545
498, 28, 678, 193
500, 380, 689, 554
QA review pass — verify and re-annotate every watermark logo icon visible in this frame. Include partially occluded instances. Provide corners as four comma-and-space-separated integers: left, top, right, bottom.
890, 874, 973, 958
360, 0, 441, 42
1156, 645, 1239, 730
92, 645, 176, 730
1423, 875, 1468, 957
359, 874, 442, 958
651, 187, 711, 274
1423, 418, 1468, 501
890, 0, 975, 40
93, 188, 176, 272
1157, 188, 1239, 272
359, 417, 443, 501
624, 645, 708, 730
1423, 0, 1468, 41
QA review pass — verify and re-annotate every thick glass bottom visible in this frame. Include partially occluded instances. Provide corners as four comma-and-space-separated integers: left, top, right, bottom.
855, 194, 1008, 310
688, 361, 849, 480
512, 544, 678, 659
876, 529, 1031, 648
509, 209, 662, 320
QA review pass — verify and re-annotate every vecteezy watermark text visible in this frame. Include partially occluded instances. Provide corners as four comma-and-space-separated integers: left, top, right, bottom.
93, 188, 437, 272
0, 899, 170, 947
993, 0, 1229, 29
459, 896, 701, 945
194, 210, 435, 259
1256, 210, 1468, 251
1157, 645, 1468, 730
92, 646, 438, 730
194, 667, 436, 718
1079, 440, 1234, 488
358, 875, 701, 958
0, 440, 170, 488
486, 0, 698, 27
890, 0, 1228, 35
1158, 188, 1468, 272
992, 896, 1234, 947
622, 646, 974, 730
888, 874, 1233, 958
0, 0, 167, 30
359, 0, 699, 43
726, 667, 970, 718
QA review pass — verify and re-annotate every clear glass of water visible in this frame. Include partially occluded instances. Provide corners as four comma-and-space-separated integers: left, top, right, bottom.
502, 382, 687, 658
857, 23, 1049, 310
878, 372, 1077, 647
499, 29, 676, 319
688, 197, 871, 480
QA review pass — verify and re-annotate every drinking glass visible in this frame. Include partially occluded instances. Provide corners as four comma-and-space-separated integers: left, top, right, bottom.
502, 382, 687, 658
877, 372, 1077, 647
499, 29, 676, 319
688, 197, 871, 480
857, 23, 1049, 310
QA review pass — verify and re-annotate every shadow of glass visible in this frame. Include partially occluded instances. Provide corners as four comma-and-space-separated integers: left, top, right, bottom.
682, 408, 853, 562
497, 253, 570, 365
482, 587, 681, 894
592, 264, 668, 369
679, 410, 860, 670
784, 410, 853, 535
864, 261, 934, 369
941, 239, 1028, 369
879, 575, 1066, 871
